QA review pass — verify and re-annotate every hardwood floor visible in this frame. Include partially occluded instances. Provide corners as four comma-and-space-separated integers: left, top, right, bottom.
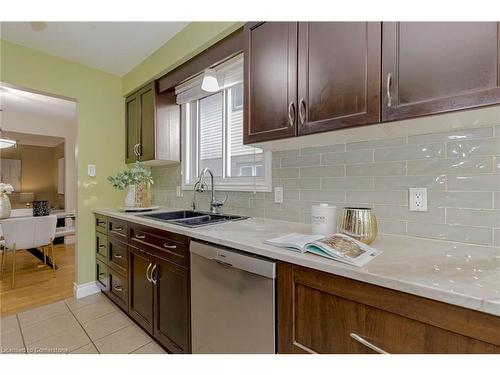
0, 244, 75, 317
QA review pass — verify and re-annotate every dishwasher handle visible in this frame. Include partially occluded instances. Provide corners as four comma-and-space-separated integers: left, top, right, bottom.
190, 240, 276, 279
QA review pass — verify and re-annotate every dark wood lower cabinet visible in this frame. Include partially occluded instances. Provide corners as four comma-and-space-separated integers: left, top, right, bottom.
96, 218, 192, 353
128, 246, 154, 334
153, 257, 190, 353
278, 262, 500, 354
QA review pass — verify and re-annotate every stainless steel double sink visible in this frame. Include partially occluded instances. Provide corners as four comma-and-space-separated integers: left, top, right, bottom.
140, 210, 248, 228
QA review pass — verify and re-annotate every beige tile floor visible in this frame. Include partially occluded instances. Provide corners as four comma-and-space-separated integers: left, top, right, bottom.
0, 293, 167, 354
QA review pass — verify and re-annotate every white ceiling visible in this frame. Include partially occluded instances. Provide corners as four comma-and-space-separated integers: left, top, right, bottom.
2, 131, 65, 147
0, 22, 188, 76
0, 85, 77, 123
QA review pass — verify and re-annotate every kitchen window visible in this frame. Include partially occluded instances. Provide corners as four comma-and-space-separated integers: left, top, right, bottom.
176, 54, 272, 192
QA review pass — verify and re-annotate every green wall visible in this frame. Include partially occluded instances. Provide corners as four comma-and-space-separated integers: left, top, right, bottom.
0, 21, 243, 289
122, 22, 243, 95
0, 39, 125, 285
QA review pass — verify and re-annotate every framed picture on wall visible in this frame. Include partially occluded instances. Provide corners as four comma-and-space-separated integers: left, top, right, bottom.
0, 158, 21, 191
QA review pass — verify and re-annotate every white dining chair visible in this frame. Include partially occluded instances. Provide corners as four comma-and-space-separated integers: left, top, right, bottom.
0, 215, 57, 288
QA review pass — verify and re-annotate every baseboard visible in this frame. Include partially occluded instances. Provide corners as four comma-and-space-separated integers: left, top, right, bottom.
73, 281, 100, 299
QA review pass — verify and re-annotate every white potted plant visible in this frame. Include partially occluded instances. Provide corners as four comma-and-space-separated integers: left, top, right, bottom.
0, 183, 14, 219
107, 162, 154, 208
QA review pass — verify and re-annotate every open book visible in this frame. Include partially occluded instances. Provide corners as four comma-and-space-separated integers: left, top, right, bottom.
264, 233, 382, 267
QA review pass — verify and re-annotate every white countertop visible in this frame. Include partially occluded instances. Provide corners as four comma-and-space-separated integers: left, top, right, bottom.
94, 207, 500, 317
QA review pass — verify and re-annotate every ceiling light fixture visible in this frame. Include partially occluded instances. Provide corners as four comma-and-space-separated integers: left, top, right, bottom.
0, 110, 17, 149
201, 68, 220, 92
0, 130, 17, 149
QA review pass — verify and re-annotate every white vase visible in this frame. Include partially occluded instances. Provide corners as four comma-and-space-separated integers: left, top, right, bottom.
125, 185, 136, 207
0, 194, 12, 219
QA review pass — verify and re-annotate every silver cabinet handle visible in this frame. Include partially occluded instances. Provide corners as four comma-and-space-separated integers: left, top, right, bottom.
386, 73, 392, 108
113, 285, 123, 292
137, 143, 142, 156
98, 272, 107, 279
146, 262, 152, 283
151, 264, 158, 284
350, 333, 388, 354
97, 221, 106, 226
135, 234, 146, 239
133, 143, 140, 156
113, 226, 123, 231
98, 244, 106, 249
298, 98, 306, 125
288, 101, 295, 127
113, 253, 123, 259
163, 243, 177, 250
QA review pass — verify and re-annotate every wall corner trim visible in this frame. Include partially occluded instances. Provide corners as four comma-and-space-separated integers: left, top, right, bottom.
73, 281, 100, 299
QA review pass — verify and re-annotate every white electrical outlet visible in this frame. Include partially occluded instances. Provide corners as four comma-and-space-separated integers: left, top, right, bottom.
409, 188, 427, 211
274, 187, 284, 203
87, 164, 96, 177
176, 186, 183, 197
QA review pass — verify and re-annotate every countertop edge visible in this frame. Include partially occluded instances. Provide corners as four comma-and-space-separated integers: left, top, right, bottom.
93, 208, 500, 318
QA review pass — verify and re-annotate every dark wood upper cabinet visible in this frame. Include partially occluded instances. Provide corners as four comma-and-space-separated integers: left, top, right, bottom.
244, 22, 297, 144
137, 84, 156, 162
243, 22, 500, 143
298, 22, 381, 135
125, 94, 139, 164
382, 22, 500, 122
153, 256, 190, 353
124, 82, 180, 164
128, 246, 154, 334
244, 22, 380, 143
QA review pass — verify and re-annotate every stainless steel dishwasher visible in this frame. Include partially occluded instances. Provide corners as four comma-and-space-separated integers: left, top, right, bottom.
190, 240, 276, 353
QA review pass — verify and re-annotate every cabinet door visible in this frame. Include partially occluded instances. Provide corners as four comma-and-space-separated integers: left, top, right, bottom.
298, 22, 381, 135
382, 22, 500, 121
278, 262, 370, 354
125, 94, 139, 164
128, 246, 154, 334
244, 22, 297, 144
138, 83, 156, 162
153, 256, 190, 353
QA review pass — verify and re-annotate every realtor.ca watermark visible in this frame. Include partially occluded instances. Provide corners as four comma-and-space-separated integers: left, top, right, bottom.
1, 346, 69, 354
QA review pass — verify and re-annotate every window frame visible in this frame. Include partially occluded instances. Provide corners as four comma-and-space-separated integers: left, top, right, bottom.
181, 83, 272, 193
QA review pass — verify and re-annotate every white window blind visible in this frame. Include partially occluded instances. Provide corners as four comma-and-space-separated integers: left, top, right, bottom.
175, 54, 244, 105
176, 54, 272, 192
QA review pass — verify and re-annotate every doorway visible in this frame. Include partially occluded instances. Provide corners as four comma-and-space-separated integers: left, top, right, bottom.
0, 84, 77, 316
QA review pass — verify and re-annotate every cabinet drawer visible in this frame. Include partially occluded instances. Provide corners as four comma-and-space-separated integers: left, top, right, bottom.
108, 237, 128, 275
95, 215, 108, 234
96, 260, 108, 291
96, 232, 108, 263
130, 224, 189, 267
108, 218, 128, 240
278, 263, 500, 354
108, 267, 128, 311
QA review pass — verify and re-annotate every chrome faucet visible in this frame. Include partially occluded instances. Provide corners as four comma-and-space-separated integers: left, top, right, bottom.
192, 168, 227, 214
